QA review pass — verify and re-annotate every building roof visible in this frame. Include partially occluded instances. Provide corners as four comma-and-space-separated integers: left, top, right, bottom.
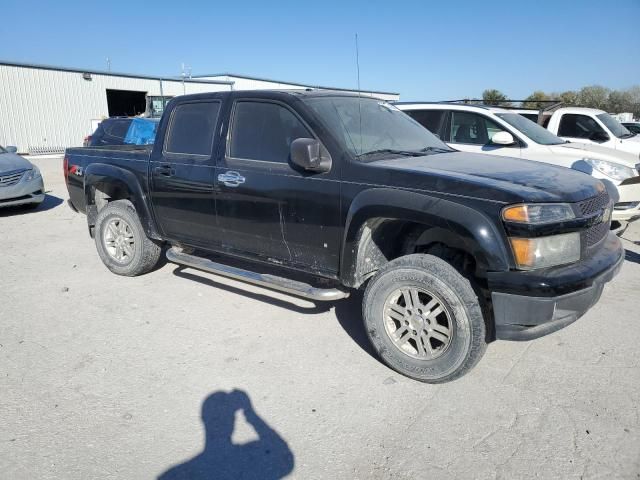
0, 59, 234, 85
191, 72, 400, 96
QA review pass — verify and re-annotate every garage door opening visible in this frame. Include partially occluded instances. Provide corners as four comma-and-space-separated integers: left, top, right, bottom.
106, 89, 147, 116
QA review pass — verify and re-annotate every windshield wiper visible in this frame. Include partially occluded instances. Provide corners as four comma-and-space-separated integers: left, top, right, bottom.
356, 149, 424, 159
418, 146, 452, 153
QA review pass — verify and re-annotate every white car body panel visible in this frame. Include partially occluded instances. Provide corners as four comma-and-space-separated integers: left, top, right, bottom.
545, 107, 640, 156
396, 103, 640, 223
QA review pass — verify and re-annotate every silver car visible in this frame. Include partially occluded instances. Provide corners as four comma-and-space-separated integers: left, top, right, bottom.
0, 145, 45, 208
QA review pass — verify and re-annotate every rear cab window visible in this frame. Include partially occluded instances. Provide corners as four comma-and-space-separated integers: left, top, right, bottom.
165, 102, 221, 156
106, 120, 132, 139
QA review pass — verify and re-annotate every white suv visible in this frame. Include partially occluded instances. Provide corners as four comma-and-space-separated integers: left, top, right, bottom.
395, 103, 640, 225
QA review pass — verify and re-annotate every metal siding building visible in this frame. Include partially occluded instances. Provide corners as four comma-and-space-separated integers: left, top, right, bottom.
0, 62, 400, 154
0, 61, 233, 154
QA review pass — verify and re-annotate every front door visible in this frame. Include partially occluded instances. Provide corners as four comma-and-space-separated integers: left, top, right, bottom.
150, 100, 222, 246
215, 99, 341, 274
556, 113, 612, 147
446, 111, 522, 158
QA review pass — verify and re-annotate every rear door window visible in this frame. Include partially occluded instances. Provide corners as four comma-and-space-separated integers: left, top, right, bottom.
405, 110, 446, 137
165, 102, 221, 156
229, 101, 313, 163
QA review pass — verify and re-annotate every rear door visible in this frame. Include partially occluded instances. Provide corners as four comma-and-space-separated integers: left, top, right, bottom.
149, 100, 222, 247
214, 99, 341, 274
404, 109, 448, 139
445, 111, 522, 157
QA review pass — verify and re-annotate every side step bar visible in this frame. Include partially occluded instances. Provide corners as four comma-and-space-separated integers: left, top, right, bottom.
166, 247, 350, 302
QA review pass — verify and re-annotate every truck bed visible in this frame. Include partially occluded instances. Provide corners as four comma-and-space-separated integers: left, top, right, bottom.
65, 145, 153, 213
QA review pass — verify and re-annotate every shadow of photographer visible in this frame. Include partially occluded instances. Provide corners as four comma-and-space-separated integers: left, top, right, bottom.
158, 389, 294, 480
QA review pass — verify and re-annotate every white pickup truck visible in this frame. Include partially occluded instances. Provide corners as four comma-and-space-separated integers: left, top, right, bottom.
515, 107, 640, 157
395, 102, 640, 226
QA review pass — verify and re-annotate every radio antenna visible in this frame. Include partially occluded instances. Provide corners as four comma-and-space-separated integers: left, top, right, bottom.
355, 33, 363, 154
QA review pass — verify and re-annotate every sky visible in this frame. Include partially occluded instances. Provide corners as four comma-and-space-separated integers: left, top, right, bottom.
1, 0, 639, 100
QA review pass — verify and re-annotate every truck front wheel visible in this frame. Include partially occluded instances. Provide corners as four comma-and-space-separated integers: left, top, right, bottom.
363, 254, 487, 383
94, 200, 162, 276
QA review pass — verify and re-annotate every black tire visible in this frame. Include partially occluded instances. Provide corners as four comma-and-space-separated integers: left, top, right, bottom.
94, 200, 162, 276
363, 254, 487, 383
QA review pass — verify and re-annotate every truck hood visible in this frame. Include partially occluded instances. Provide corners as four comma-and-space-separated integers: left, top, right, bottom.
0, 152, 33, 173
372, 152, 602, 204
552, 142, 639, 167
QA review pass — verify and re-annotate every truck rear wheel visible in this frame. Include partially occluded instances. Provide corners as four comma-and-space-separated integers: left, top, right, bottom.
94, 200, 161, 276
363, 254, 487, 383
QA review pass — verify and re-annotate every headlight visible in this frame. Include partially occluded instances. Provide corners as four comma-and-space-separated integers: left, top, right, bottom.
585, 158, 635, 181
503, 203, 580, 270
509, 233, 580, 270
23, 166, 41, 182
502, 203, 575, 224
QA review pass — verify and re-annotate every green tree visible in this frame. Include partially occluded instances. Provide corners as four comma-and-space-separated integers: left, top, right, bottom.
608, 90, 634, 113
522, 91, 550, 110
620, 86, 640, 117
576, 85, 610, 110
558, 90, 579, 106
482, 89, 511, 106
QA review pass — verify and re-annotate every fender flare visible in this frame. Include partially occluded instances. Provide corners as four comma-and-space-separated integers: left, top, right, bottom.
339, 188, 510, 286
83, 163, 161, 240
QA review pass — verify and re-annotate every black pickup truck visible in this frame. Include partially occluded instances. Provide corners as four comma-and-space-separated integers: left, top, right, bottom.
65, 90, 624, 383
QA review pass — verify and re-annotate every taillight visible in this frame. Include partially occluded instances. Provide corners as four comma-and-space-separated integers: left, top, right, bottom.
63, 155, 69, 184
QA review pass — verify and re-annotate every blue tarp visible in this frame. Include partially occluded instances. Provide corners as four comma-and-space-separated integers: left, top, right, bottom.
124, 118, 158, 145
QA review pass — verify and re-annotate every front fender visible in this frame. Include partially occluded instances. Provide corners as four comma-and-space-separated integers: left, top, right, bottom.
340, 188, 510, 286
83, 163, 160, 239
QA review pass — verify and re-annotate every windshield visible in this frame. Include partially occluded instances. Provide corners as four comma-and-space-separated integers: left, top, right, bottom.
496, 113, 566, 145
596, 113, 633, 138
304, 96, 452, 158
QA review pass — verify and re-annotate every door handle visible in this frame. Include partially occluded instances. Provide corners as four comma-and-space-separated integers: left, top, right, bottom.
154, 165, 174, 176
218, 171, 246, 187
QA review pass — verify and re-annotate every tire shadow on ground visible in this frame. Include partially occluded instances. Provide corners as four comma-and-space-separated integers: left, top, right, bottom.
333, 289, 379, 360
170, 266, 332, 315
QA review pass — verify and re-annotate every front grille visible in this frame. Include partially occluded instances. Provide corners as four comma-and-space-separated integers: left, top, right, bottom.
577, 190, 610, 217
584, 221, 609, 248
0, 170, 25, 187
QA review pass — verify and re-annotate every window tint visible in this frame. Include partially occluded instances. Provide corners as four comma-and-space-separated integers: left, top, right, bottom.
405, 110, 446, 136
105, 120, 131, 138
596, 113, 631, 138
230, 101, 313, 162
557, 114, 607, 139
519, 113, 539, 123
449, 111, 508, 145
165, 102, 220, 155
496, 113, 565, 145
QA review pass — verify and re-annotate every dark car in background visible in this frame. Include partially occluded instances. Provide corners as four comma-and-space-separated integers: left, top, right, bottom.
622, 122, 640, 135
84, 117, 159, 147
